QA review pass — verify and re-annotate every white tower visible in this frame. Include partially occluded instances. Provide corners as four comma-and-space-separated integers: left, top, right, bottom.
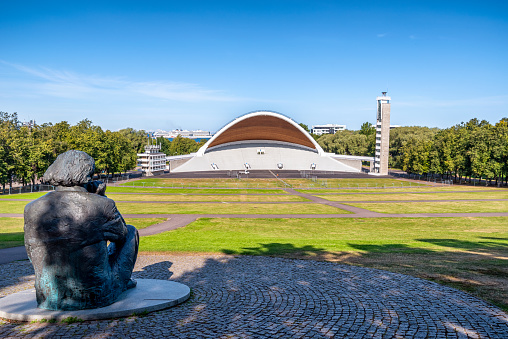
373, 92, 391, 175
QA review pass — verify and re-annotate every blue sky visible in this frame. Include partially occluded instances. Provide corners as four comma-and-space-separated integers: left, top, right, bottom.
1, 1, 507, 132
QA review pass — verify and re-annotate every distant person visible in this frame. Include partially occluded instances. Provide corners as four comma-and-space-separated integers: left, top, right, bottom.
24, 150, 139, 310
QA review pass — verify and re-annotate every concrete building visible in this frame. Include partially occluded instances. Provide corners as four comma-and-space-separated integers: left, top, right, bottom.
137, 144, 166, 176
372, 92, 391, 175
168, 111, 372, 173
311, 124, 346, 135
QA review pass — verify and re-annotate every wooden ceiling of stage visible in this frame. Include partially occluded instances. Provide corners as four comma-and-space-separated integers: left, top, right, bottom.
207, 115, 316, 150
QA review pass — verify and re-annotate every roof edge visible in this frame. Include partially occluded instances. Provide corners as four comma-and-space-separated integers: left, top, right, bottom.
196, 111, 324, 156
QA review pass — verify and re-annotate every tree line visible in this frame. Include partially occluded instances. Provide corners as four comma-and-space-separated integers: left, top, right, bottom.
0, 112, 205, 190
316, 118, 508, 185
398, 118, 508, 185
3, 110, 507, 189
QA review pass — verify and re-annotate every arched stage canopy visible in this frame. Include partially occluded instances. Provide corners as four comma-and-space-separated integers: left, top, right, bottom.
169, 111, 373, 173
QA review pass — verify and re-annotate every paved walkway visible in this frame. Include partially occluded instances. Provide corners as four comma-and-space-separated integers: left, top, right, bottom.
0, 247, 28, 265
1, 254, 507, 338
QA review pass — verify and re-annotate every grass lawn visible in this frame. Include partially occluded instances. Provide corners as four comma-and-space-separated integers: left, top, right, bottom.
0, 192, 47, 199
286, 178, 429, 188
122, 177, 287, 188
108, 186, 286, 194
121, 177, 433, 189
298, 186, 501, 194
0, 217, 166, 249
0, 217, 24, 249
140, 217, 508, 253
108, 194, 308, 202
124, 217, 167, 230
116, 202, 348, 215
315, 191, 508, 202
0, 201, 27, 214
348, 201, 508, 214
140, 216, 508, 311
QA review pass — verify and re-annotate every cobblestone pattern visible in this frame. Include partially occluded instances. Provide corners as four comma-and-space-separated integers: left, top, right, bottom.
1, 254, 508, 338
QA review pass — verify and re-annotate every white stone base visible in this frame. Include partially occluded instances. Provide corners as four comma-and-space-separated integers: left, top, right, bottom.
0, 279, 190, 322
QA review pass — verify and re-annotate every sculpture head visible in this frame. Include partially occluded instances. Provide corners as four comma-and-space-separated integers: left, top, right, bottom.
43, 150, 95, 187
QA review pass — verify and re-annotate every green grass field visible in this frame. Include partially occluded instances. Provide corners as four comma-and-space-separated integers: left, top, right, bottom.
107, 194, 308, 202
0, 187, 289, 195
140, 216, 508, 253
120, 177, 429, 189
0, 201, 27, 214
286, 178, 429, 188
108, 186, 287, 194
0, 217, 24, 249
124, 217, 167, 229
0, 192, 47, 199
348, 200, 508, 214
0, 217, 166, 249
297, 186, 500, 194
116, 202, 348, 215
121, 177, 288, 188
316, 191, 508, 202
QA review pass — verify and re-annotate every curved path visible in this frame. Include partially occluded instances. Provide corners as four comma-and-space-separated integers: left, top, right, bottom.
1, 254, 507, 338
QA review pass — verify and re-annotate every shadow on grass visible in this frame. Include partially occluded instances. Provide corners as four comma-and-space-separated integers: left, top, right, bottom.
222, 242, 332, 257
0, 231, 24, 247
0, 232, 25, 250
221, 242, 437, 257
417, 238, 508, 251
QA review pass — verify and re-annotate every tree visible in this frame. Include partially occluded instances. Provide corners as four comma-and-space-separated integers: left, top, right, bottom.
156, 137, 172, 155
389, 126, 439, 169
169, 135, 203, 155
118, 128, 148, 153
359, 122, 375, 137
298, 123, 310, 133
401, 136, 432, 174
0, 112, 20, 189
317, 130, 370, 156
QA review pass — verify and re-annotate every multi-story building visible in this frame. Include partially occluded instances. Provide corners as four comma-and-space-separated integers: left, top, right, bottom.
310, 124, 346, 135
373, 92, 391, 175
137, 144, 166, 176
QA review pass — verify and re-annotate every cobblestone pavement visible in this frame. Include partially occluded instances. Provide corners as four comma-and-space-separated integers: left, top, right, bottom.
1, 254, 507, 338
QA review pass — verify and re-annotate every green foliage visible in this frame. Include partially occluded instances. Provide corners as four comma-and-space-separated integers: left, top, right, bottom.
0, 112, 146, 188
298, 122, 310, 133
399, 118, 508, 184
359, 122, 375, 137
156, 136, 172, 155
389, 126, 439, 169
153, 135, 207, 156
0, 112, 19, 189
316, 118, 508, 184
169, 135, 203, 155
318, 129, 372, 156
118, 127, 148, 153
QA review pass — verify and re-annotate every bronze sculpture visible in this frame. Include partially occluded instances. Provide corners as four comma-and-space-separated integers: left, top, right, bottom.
24, 150, 139, 310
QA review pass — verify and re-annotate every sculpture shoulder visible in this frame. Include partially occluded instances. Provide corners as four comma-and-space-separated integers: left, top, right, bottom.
24, 190, 117, 216
24, 191, 57, 214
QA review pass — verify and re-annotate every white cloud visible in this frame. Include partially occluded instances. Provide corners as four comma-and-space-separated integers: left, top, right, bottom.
0, 60, 241, 102
377, 33, 387, 38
